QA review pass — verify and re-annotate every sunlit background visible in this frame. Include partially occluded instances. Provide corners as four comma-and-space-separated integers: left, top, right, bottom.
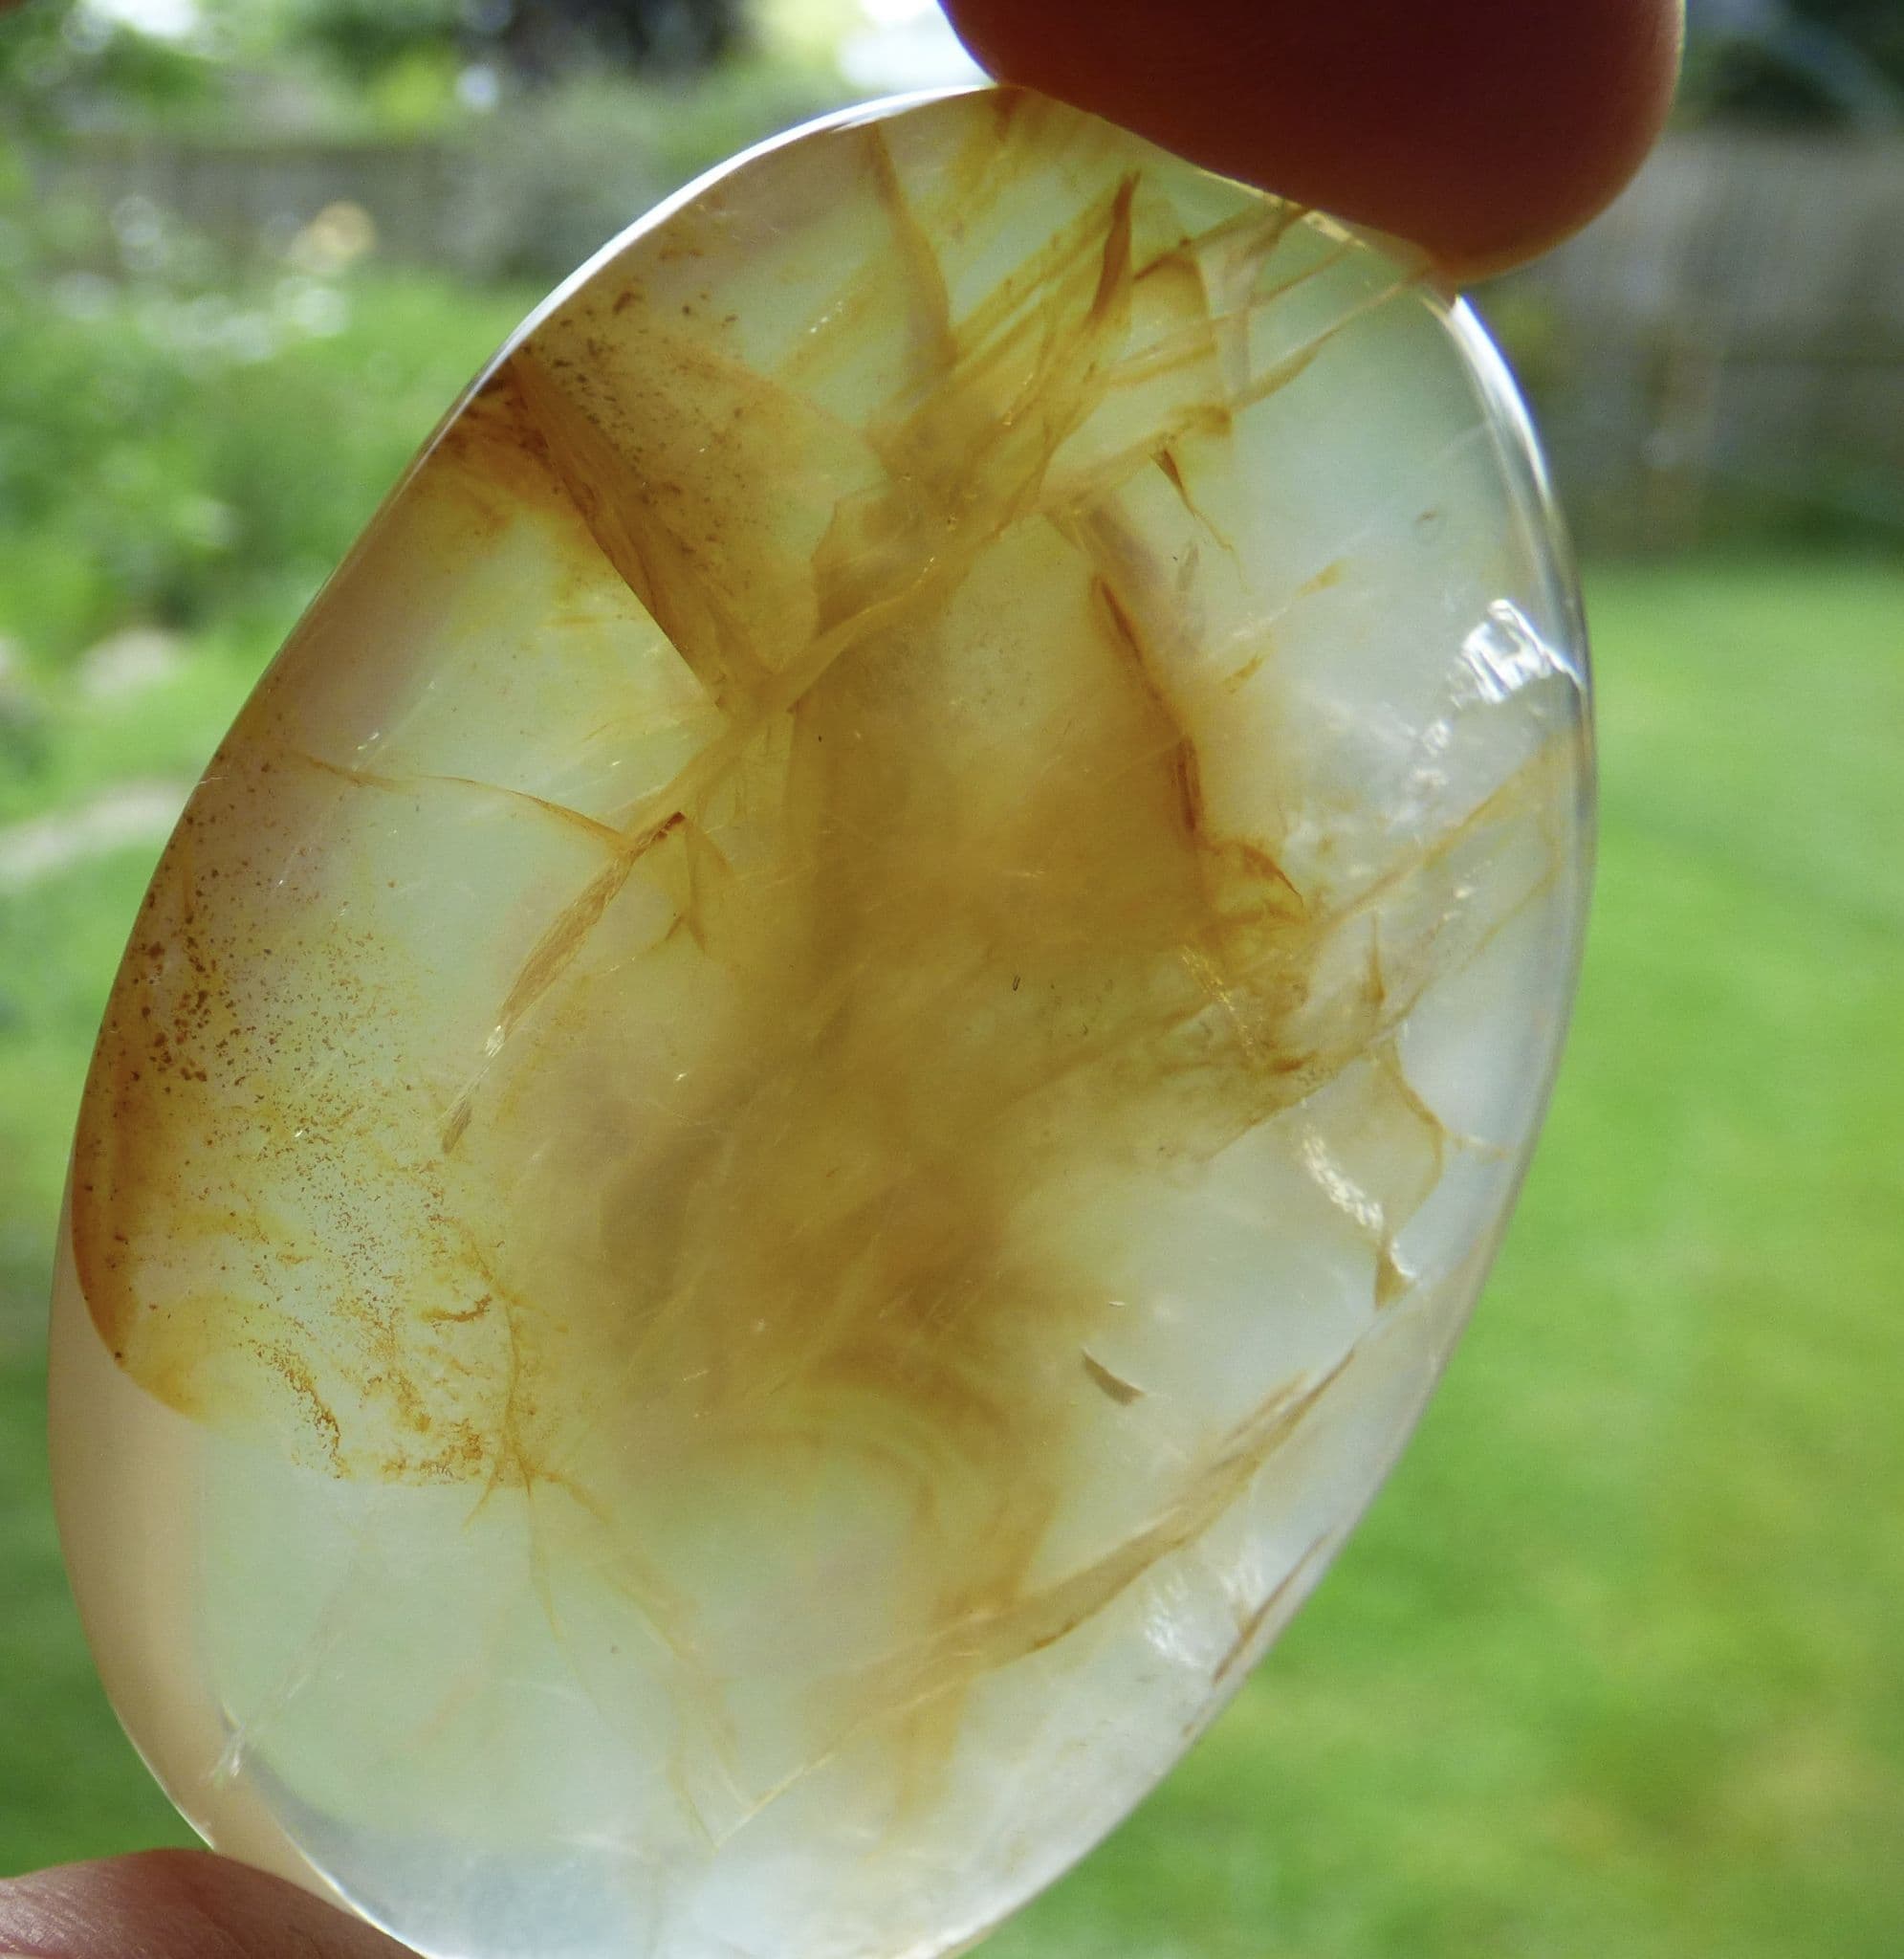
2, 2, 1900, 1953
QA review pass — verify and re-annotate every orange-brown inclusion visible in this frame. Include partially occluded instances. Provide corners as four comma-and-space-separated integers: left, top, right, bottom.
69, 94, 1559, 1751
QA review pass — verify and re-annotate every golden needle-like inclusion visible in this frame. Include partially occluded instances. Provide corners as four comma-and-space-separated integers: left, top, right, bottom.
52, 87, 1590, 1959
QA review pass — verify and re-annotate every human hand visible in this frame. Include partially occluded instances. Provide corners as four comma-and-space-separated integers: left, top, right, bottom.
0, 1851, 410, 1956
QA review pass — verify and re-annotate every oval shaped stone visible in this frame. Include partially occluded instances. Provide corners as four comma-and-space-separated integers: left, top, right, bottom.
51, 86, 1591, 1959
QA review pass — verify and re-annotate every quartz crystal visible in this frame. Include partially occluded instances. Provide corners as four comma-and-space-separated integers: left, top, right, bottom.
51, 87, 1591, 1959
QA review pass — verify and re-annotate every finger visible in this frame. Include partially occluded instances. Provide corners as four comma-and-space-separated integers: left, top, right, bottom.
941, 0, 1684, 279
0, 1851, 413, 1959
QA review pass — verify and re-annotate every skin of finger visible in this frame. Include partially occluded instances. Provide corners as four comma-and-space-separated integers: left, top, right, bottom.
0, 1852, 414, 1959
941, 0, 1684, 278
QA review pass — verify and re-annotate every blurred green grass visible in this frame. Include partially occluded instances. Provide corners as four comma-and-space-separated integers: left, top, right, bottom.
0, 270, 1899, 1950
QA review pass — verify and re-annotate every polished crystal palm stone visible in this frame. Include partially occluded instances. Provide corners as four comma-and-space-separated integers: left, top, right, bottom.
51, 86, 1590, 1959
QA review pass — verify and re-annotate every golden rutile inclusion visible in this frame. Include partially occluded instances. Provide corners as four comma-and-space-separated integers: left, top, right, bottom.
53, 87, 1589, 1959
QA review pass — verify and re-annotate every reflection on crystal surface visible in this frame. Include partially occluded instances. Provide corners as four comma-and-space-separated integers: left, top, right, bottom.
51, 86, 1590, 1959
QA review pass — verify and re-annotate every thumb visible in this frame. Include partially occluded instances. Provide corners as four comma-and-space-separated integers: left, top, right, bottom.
0, 1852, 413, 1959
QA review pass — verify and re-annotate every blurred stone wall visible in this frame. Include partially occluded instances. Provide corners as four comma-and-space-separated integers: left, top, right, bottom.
1491, 133, 1904, 550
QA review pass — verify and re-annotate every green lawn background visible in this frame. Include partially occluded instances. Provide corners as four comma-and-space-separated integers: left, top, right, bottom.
1, 286, 1899, 1954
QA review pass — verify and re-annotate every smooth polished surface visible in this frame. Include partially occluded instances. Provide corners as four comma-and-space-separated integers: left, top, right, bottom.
53, 88, 1591, 1959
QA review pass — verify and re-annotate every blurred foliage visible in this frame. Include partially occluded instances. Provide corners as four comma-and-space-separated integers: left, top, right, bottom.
0, 0, 755, 140
493, 0, 747, 76
0, 0, 214, 135
0, 191, 530, 673
291, 0, 746, 85
1684, 0, 1904, 126
285, 0, 471, 84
